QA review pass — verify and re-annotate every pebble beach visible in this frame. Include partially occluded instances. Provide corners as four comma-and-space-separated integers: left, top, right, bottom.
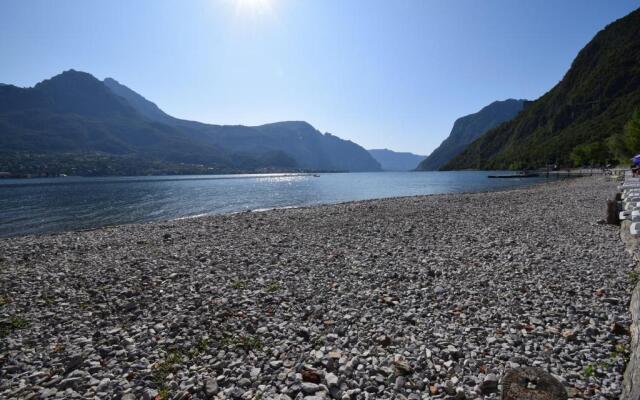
0, 177, 635, 399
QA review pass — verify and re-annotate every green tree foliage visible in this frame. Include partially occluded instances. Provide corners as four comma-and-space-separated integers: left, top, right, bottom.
570, 141, 610, 167
606, 133, 628, 164
570, 144, 591, 167
624, 108, 640, 154
605, 107, 640, 165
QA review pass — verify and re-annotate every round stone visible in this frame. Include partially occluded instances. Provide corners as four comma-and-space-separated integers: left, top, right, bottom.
501, 367, 567, 400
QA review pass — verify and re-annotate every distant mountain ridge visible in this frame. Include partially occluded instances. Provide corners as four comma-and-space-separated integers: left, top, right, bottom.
445, 7, 640, 170
105, 76, 380, 172
368, 149, 425, 171
0, 70, 381, 176
416, 99, 526, 171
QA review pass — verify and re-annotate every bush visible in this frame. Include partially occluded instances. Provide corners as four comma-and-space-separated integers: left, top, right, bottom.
624, 108, 640, 155
570, 141, 611, 167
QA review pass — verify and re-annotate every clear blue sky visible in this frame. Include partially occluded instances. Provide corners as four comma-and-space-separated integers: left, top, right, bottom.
1, 1, 638, 155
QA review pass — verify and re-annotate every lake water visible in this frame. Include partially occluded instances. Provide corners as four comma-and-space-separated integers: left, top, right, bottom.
0, 171, 548, 237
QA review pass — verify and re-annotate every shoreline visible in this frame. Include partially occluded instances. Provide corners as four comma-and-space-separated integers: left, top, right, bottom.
0, 176, 634, 399
1, 176, 558, 240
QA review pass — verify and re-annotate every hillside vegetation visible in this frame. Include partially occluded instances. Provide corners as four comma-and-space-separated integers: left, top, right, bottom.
444, 8, 640, 170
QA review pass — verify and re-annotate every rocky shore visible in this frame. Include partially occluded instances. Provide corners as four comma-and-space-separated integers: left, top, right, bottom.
0, 177, 634, 399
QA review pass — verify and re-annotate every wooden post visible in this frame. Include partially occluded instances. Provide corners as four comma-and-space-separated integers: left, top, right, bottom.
607, 197, 620, 225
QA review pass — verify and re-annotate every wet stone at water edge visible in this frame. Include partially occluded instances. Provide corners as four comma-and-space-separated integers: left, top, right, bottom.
501, 367, 568, 400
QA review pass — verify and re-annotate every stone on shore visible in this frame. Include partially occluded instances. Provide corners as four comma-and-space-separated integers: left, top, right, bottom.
501, 367, 567, 400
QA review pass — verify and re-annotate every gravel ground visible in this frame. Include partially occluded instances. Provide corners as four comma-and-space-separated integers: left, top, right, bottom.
0, 177, 635, 400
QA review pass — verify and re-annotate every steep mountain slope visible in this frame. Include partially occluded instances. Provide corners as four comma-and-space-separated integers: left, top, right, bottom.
368, 149, 426, 171
445, 8, 640, 170
0, 70, 133, 118
0, 71, 380, 175
416, 99, 526, 171
0, 71, 232, 167
104, 77, 380, 172
103, 77, 175, 124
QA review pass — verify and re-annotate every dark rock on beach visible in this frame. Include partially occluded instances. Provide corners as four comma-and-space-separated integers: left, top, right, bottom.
501, 367, 567, 400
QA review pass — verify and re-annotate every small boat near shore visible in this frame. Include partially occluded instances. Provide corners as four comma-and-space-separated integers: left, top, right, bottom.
488, 172, 540, 178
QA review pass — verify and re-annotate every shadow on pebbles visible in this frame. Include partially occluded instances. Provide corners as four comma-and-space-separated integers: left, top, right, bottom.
0, 177, 634, 399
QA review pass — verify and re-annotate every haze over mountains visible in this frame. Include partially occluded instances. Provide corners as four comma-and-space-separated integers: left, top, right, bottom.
367, 149, 425, 171
416, 99, 526, 171
0, 71, 381, 176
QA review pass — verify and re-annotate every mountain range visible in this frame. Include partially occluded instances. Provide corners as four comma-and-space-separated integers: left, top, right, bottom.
0, 71, 381, 176
416, 99, 526, 171
445, 7, 640, 170
3, 7, 638, 176
367, 149, 425, 171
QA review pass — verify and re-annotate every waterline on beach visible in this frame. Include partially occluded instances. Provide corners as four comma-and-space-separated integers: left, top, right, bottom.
0, 171, 548, 237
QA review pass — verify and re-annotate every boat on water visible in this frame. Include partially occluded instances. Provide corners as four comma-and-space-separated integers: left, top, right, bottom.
488, 171, 540, 178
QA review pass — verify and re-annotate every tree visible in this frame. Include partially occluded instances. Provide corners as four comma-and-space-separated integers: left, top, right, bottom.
570, 141, 610, 167
624, 108, 640, 155
606, 133, 628, 165
570, 144, 589, 167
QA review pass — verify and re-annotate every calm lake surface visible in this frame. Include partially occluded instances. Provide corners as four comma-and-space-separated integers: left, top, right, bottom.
0, 171, 548, 237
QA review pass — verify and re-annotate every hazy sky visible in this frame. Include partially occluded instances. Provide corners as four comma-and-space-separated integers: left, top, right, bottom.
1, 1, 638, 154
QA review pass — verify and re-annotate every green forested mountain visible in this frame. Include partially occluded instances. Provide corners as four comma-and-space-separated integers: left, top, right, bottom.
444, 7, 640, 170
0, 71, 380, 176
416, 99, 526, 171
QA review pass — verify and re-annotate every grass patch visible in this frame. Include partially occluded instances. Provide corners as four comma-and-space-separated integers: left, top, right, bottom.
0, 295, 8, 306
615, 343, 629, 356
186, 338, 210, 358
230, 280, 247, 290
612, 343, 631, 364
221, 334, 263, 351
0, 316, 30, 338
158, 387, 170, 400
42, 296, 55, 306
583, 364, 595, 378
266, 282, 281, 293
195, 338, 209, 353
152, 351, 183, 398
153, 338, 211, 397
629, 271, 639, 285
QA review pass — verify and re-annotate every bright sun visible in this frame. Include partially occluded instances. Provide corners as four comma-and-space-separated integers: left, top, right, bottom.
233, 0, 273, 15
